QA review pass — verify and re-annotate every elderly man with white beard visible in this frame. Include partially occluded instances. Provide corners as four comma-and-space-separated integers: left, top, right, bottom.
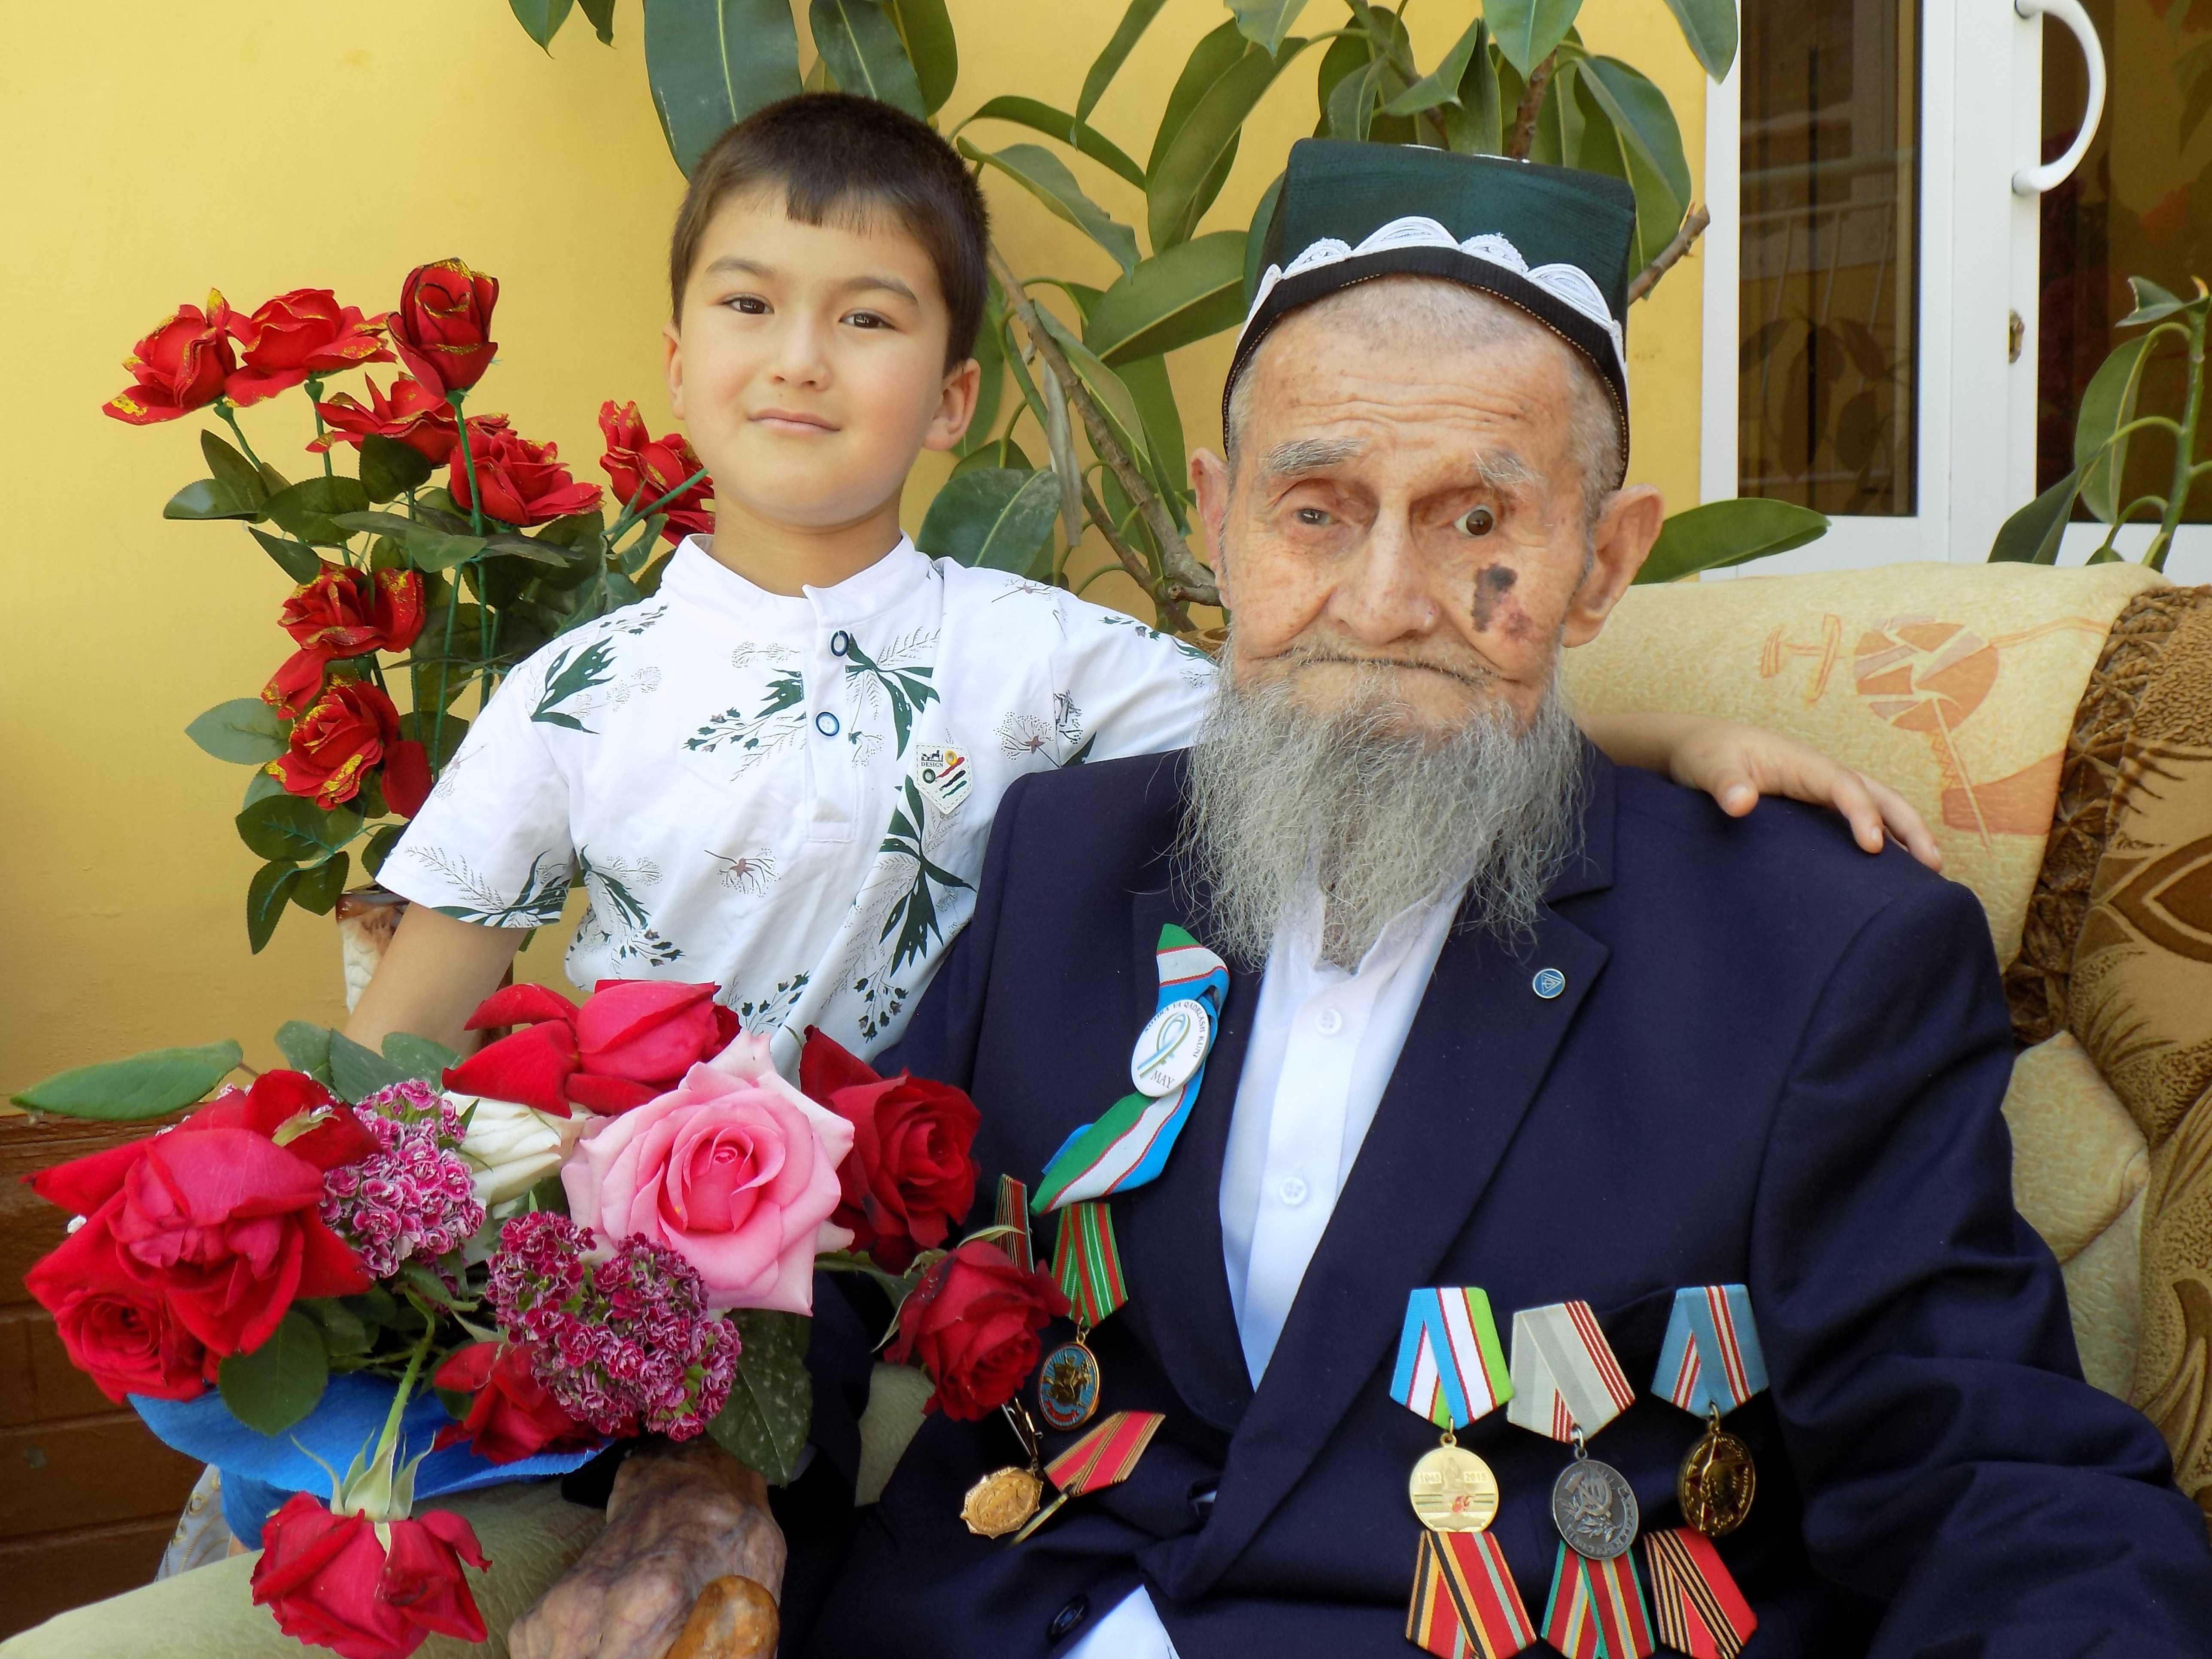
515, 143, 2212, 1659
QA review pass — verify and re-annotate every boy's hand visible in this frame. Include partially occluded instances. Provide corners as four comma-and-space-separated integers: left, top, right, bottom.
1665, 718, 1942, 870
511, 1439, 785, 1659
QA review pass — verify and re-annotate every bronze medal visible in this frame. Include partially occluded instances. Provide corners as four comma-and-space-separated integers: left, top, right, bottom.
962, 1466, 1044, 1538
1677, 1415, 1756, 1537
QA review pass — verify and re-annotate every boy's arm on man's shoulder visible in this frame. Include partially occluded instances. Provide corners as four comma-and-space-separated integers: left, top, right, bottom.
1048, 598, 1216, 764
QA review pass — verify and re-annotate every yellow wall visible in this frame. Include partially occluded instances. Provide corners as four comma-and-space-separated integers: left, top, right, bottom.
0, 0, 1707, 1094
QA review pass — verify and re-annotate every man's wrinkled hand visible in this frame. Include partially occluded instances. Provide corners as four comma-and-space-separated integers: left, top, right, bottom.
510, 1438, 787, 1659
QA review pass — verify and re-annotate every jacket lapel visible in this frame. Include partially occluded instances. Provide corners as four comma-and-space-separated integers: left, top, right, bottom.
1119, 879, 1257, 1434
1145, 753, 1620, 1599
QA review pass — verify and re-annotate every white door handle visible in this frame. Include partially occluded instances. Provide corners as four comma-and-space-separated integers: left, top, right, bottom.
2013, 0, 2106, 195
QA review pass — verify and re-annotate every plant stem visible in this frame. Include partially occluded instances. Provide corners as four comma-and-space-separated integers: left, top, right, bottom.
1507, 52, 1555, 161
371, 1320, 435, 1474
217, 403, 266, 471
1079, 477, 1190, 631
449, 394, 485, 538
308, 377, 332, 477
2146, 308, 2206, 571
984, 242, 1217, 624
1627, 205, 1712, 303
605, 466, 708, 546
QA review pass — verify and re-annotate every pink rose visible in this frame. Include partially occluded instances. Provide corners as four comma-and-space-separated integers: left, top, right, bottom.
562, 1035, 853, 1314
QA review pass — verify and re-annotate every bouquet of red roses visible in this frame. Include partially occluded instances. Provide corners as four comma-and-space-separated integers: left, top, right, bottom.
16, 981, 1066, 1658
102, 262, 714, 954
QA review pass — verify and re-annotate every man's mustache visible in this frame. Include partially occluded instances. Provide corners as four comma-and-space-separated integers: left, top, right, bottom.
1268, 644, 1498, 693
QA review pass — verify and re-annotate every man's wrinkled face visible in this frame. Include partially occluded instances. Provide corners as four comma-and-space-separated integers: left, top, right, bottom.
1191, 284, 1662, 735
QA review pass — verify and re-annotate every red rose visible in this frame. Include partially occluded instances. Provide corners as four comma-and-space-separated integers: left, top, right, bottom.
449, 416, 603, 529
885, 1239, 1069, 1421
268, 681, 401, 808
251, 1492, 489, 1659
264, 567, 428, 715
431, 1342, 597, 1464
387, 260, 499, 398
800, 1030, 979, 1272
101, 295, 237, 425
310, 376, 459, 463
599, 400, 713, 541
47, 1276, 213, 1404
24, 1071, 375, 1361
443, 980, 737, 1118
225, 289, 392, 406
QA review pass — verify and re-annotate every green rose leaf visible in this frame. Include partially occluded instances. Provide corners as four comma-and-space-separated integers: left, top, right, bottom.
1636, 498, 1829, 584
398, 709, 470, 768
164, 478, 260, 522
359, 435, 436, 503
201, 431, 271, 512
247, 860, 304, 953
276, 1021, 336, 1082
915, 467, 1061, 572
291, 853, 351, 917
361, 823, 405, 880
237, 793, 363, 864
250, 527, 325, 583
12, 1040, 243, 1121
406, 527, 492, 572
264, 477, 373, 547
708, 1309, 812, 1486
383, 1033, 460, 1085
328, 1029, 407, 1104
218, 1310, 330, 1437
186, 699, 289, 766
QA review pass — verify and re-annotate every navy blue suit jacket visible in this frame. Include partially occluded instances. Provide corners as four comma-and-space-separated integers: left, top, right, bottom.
789, 747, 2212, 1657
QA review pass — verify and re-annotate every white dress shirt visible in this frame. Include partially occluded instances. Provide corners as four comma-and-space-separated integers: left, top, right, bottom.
1065, 880, 1466, 1657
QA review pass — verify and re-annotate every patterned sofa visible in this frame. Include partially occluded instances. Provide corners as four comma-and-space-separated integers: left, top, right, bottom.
1567, 562, 2212, 1520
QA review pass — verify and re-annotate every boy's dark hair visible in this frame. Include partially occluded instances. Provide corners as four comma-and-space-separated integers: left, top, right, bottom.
668, 92, 990, 368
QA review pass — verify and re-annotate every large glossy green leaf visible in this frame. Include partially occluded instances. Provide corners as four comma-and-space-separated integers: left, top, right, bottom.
1230, 0, 1314, 55
1079, 0, 1170, 122
1578, 57, 1692, 218
2119, 276, 2198, 328
954, 294, 1007, 456
1033, 308, 1151, 466
237, 793, 363, 864
915, 467, 1060, 572
1384, 13, 1488, 115
1327, 57, 1387, 140
1659, 0, 1737, 79
247, 860, 302, 952
580, 0, 617, 41
1488, 0, 1582, 78
186, 699, 288, 765
164, 478, 259, 522
1243, 172, 1285, 307
1636, 498, 1827, 583
2075, 331, 2157, 523
1989, 468, 2081, 564
1118, 354, 1191, 526
2176, 40, 2212, 148
1442, 27, 1502, 154
952, 435, 1033, 474
810, 0, 925, 118
263, 477, 372, 548
1148, 21, 1249, 183
1085, 231, 1247, 364
219, 1311, 329, 1437
960, 140, 1138, 272
890, 0, 957, 112
643, 0, 803, 176
962, 97, 1144, 188
708, 1310, 813, 1485
13, 1040, 243, 1120
510, 0, 577, 49
1149, 34, 1311, 252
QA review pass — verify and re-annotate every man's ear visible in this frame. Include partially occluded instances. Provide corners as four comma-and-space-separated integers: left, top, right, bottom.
663, 322, 686, 420
1561, 483, 1663, 648
923, 358, 984, 453
1191, 447, 1234, 610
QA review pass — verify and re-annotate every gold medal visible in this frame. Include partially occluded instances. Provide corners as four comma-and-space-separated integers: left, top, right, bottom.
1408, 1430, 1500, 1533
962, 1401, 1045, 1538
1677, 1407, 1756, 1537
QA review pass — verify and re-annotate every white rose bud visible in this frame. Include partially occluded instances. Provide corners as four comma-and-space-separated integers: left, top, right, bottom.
456, 1095, 590, 1209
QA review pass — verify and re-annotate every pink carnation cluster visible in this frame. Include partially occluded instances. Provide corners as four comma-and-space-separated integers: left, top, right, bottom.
320, 1080, 486, 1279
486, 1212, 738, 1439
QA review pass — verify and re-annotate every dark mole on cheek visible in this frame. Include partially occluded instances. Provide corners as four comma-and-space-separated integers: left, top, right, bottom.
1472, 564, 1524, 635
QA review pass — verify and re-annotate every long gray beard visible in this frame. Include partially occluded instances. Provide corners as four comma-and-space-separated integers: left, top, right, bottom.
1179, 664, 1587, 968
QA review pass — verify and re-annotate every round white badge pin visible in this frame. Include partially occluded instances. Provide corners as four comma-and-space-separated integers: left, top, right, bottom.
1130, 999, 1212, 1097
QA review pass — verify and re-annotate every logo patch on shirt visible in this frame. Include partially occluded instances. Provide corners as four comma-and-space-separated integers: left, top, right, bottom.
916, 745, 970, 815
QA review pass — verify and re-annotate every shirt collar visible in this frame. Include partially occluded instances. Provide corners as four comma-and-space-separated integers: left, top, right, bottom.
1274, 870, 1473, 984
658, 535, 936, 631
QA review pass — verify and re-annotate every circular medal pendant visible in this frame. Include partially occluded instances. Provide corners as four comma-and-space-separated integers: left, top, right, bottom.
1037, 1338, 1101, 1430
1551, 1455, 1640, 1559
962, 1466, 1044, 1538
1408, 1444, 1500, 1533
1130, 999, 1212, 1097
1678, 1426, 1757, 1537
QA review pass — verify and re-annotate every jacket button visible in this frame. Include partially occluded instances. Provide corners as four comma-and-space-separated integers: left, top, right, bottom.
1047, 1596, 1089, 1639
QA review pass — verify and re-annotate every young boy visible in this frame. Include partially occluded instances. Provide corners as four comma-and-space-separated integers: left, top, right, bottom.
350, 93, 1931, 1071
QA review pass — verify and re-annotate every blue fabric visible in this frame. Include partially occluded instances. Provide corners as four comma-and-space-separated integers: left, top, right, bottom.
132, 1371, 605, 1547
789, 747, 2212, 1659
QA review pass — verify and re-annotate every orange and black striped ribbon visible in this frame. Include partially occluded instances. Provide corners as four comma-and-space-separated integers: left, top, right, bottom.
1643, 1528, 1756, 1659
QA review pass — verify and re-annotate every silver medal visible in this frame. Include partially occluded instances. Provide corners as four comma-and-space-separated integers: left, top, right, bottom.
1550, 1454, 1639, 1559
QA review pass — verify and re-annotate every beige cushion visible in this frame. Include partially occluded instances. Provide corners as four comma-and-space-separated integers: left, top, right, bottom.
2063, 1188, 2145, 1401
2002, 1032, 2150, 1263
0, 1480, 602, 1659
1564, 562, 2166, 964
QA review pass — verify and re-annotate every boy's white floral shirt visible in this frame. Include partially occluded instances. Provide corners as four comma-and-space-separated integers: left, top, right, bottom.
383, 537, 1214, 1073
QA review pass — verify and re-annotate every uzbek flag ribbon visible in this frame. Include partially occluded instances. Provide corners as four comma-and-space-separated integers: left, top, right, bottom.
1050, 1200, 1128, 1328
1012, 1409, 1166, 1542
1033, 926, 1228, 1213
1643, 1530, 1756, 1659
991, 1174, 1033, 1274
1391, 1288, 1514, 1431
1409, 1531, 1539, 1659
1651, 1286, 1767, 1418
1506, 1302, 1635, 1442
1542, 1545, 1656, 1659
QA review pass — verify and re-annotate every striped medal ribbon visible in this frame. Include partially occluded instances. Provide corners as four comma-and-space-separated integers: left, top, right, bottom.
1393, 1289, 1535, 1658
1011, 1410, 1165, 1542
1510, 1303, 1649, 1650
1033, 926, 1229, 1213
1036, 1200, 1126, 1431
1649, 1286, 1766, 1643
990, 1174, 1033, 1274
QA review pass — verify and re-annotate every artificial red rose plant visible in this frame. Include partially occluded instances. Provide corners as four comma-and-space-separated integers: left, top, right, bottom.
105, 260, 713, 953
